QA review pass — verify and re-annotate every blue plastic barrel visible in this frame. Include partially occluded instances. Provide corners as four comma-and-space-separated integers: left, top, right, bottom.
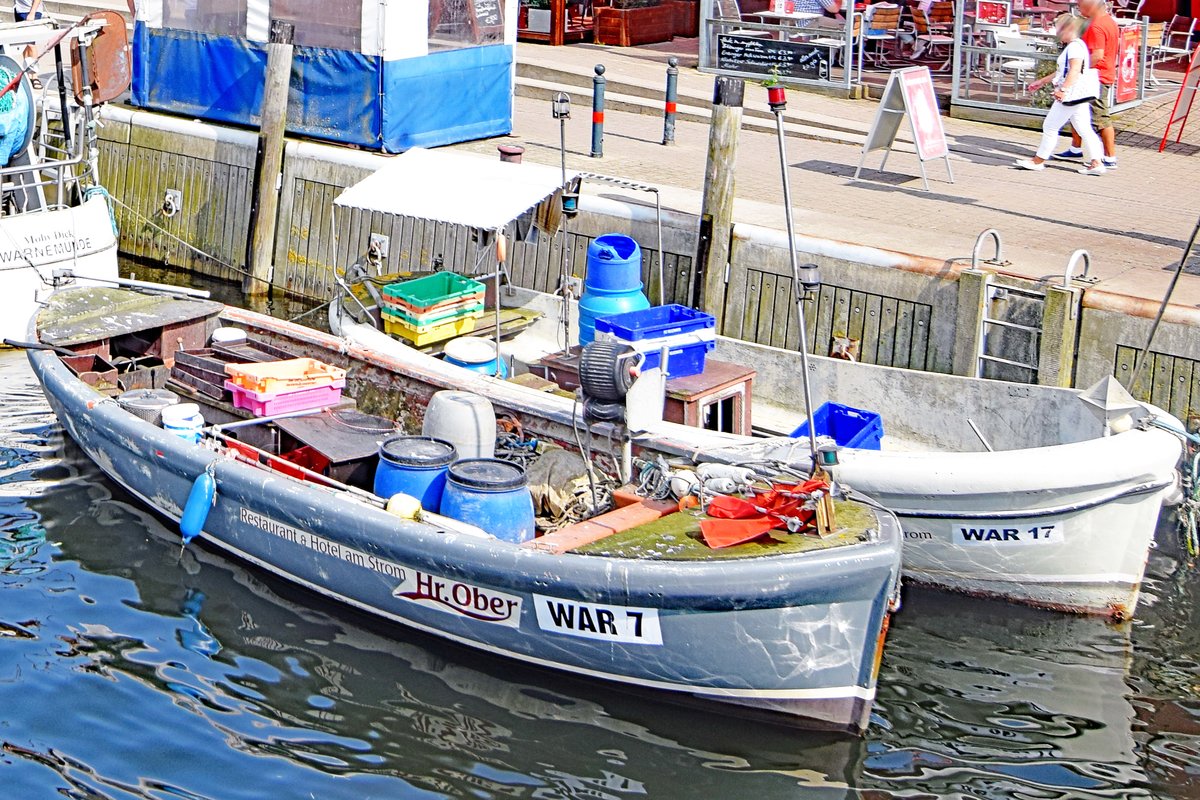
578, 234, 650, 346
374, 436, 457, 509
439, 458, 536, 543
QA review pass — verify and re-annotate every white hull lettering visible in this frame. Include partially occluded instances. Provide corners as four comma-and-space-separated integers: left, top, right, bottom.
533, 595, 663, 645
239, 507, 404, 577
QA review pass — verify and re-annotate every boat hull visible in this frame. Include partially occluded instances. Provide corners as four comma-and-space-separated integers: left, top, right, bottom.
1, 196, 119, 343
892, 494, 1171, 618
833, 431, 1180, 619
28, 336, 903, 734
330, 304, 1183, 619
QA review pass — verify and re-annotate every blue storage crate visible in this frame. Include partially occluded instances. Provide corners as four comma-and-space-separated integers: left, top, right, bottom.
639, 339, 715, 378
595, 304, 715, 341
790, 402, 884, 450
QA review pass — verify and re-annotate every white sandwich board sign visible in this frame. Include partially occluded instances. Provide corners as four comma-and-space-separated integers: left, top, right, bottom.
854, 66, 954, 192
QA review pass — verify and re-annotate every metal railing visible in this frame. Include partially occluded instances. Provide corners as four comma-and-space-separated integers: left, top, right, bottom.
0, 105, 91, 214
950, 11, 1150, 117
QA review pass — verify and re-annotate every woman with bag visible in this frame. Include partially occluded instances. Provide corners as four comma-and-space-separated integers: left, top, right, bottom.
1015, 14, 1106, 176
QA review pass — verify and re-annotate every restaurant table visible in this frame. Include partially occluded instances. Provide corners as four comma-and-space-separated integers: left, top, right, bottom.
1014, 5, 1062, 25
748, 9, 826, 37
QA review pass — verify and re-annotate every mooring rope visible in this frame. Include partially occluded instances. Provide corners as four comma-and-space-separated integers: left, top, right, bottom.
106, 191, 272, 287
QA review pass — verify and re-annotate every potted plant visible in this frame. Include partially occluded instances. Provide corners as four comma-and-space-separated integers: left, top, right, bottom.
762, 67, 786, 109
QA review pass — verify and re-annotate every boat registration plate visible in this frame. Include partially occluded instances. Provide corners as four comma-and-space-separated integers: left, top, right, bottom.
954, 522, 1061, 545
534, 595, 663, 645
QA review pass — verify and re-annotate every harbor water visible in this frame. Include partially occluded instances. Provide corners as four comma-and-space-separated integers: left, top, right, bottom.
1, 279, 1198, 798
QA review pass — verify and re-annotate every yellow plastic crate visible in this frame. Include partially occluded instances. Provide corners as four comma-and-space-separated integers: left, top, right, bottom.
383, 314, 477, 346
224, 358, 346, 395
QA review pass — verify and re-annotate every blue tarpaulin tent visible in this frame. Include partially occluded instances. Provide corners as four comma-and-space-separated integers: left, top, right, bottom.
131, 0, 515, 152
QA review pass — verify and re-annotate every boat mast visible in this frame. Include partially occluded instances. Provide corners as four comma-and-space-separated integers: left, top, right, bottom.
769, 85, 819, 469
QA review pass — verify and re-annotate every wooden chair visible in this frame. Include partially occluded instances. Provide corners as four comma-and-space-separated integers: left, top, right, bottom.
710, 0, 768, 37
911, 7, 955, 68
808, 12, 866, 81
1113, 0, 1146, 20
927, 0, 955, 33
862, 3, 906, 65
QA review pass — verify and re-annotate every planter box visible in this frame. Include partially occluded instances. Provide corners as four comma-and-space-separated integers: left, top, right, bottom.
594, 4, 675, 46
671, 0, 698, 37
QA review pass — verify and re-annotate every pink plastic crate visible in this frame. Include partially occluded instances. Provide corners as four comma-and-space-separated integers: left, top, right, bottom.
225, 380, 344, 416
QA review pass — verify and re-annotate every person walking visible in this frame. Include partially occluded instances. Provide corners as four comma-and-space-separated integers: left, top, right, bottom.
12, 0, 43, 21
1052, 0, 1120, 169
1015, 14, 1106, 175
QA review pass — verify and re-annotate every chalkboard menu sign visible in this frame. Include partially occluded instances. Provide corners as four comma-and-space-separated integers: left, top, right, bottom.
716, 35, 830, 81
470, 0, 504, 37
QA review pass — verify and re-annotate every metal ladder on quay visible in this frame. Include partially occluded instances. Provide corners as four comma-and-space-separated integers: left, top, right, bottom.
970, 230, 1094, 382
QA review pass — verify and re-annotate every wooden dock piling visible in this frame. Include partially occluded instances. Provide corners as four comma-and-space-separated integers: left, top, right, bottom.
696, 76, 743, 331
244, 20, 294, 296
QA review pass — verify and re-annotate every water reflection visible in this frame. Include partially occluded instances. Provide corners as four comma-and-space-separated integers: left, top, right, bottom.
1, 346, 1197, 799
868, 591, 1149, 797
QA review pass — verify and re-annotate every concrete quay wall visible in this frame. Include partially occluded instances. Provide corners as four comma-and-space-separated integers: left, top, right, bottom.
98, 107, 1200, 421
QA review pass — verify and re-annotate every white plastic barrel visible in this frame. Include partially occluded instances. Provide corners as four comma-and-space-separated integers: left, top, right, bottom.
421, 391, 496, 460
161, 403, 205, 444
211, 327, 247, 345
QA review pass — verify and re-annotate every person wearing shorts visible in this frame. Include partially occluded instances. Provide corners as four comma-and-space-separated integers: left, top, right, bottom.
1053, 0, 1119, 168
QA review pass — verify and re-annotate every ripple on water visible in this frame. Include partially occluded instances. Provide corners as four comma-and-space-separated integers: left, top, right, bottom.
1, 349, 1199, 799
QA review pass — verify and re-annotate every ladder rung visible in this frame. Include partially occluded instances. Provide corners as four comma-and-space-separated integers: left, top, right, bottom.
982, 317, 1041, 334
979, 353, 1038, 371
993, 285, 1046, 299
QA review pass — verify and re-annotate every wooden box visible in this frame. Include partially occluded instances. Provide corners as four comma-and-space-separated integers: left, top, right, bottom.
593, 3, 675, 46
671, 0, 698, 37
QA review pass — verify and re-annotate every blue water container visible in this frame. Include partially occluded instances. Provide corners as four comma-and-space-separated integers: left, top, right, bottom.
442, 336, 509, 378
578, 234, 650, 346
440, 458, 536, 543
374, 436, 457, 509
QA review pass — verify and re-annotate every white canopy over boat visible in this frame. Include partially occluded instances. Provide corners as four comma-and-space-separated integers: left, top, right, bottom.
333, 148, 576, 231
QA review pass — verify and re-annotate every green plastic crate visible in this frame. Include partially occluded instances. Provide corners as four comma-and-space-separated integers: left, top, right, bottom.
381, 273, 486, 313
381, 302, 485, 330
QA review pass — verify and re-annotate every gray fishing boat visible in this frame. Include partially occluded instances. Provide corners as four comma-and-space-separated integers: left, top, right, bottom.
21, 282, 903, 734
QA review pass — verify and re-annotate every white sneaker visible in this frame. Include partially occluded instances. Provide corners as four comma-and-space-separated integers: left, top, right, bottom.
1078, 163, 1107, 176
1015, 158, 1046, 171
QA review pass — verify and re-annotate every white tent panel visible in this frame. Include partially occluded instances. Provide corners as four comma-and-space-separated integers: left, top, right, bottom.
334, 148, 574, 230
380, 0, 429, 60
360, 0, 383, 57
136, 0, 163, 29
246, 0, 269, 41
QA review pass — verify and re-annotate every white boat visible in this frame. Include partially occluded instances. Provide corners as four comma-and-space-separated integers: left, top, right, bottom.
0, 17, 122, 344
328, 148, 1185, 620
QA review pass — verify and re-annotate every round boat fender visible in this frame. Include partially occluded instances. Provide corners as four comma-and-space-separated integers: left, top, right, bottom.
180, 466, 217, 545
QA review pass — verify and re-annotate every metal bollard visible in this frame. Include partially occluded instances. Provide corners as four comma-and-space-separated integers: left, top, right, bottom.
591, 64, 605, 158
662, 57, 678, 145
